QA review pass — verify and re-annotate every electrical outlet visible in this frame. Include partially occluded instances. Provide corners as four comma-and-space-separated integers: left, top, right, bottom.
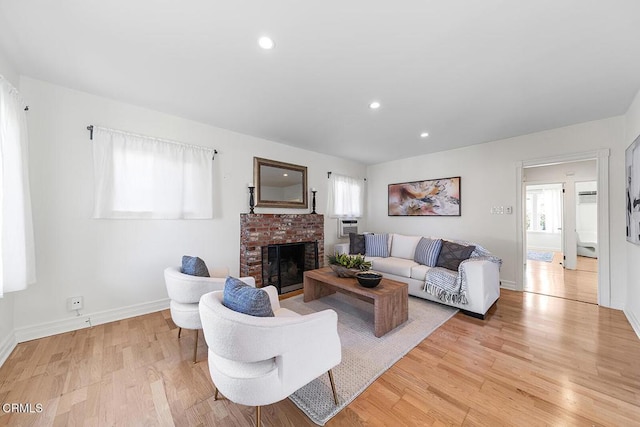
67, 296, 83, 311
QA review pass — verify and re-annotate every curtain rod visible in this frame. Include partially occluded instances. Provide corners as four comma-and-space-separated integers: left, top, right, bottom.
86, 125, 218, 159
327, 171, 366, 181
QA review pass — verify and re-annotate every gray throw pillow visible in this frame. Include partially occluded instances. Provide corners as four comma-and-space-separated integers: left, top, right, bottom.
181, 255, 210, 277
223, 277, 274, 317
414, 238, 443, 267
436, 241, 475, 271
349, 233, 366, 255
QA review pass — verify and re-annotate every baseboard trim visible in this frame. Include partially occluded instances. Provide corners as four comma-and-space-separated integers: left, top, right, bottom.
624, 308, 640, 340
14, 299, 170, 343
0, 332, 17, 368
500, 280, 517, 291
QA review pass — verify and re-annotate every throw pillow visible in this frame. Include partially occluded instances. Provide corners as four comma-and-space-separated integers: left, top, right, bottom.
414, 237, 443, 267
390, 234, 422, 260
223, 276, 274, 317
436, 241, 476, 271
365, 233, 389, 257
349, 233, 366, 255
181, 255, 210, 277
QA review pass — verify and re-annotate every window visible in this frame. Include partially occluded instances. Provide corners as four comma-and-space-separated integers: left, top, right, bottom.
526, 184, 562, 233
327, 173, 364, 218
92, 127, 216, 219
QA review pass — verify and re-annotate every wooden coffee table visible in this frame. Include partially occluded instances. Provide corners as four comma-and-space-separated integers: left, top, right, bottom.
303, 267, 408, 337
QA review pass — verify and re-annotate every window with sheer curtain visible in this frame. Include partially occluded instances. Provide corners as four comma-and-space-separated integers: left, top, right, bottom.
526, 184, 562, 233
92, 127, 216, 219
327, 173, 364, 218
0, 76, 36, 297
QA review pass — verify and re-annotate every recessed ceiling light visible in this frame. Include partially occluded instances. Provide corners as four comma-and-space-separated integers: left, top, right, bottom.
283, 173, 288, 177
420, 132, 430, 138
258, 36, 275, 50
369, 101, 381, 109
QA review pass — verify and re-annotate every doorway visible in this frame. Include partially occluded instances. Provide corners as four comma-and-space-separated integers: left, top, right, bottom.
517, 151, 609, 306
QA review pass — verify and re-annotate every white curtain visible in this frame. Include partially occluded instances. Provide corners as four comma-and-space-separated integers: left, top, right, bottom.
0, 76, 36, 297
327, 173, 364, 218
543, 186, 562, 233
93, 127, 216, 219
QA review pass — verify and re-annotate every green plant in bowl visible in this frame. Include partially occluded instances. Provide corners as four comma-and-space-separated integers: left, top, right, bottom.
327, 253, 372, 277
327, 253, 372, 270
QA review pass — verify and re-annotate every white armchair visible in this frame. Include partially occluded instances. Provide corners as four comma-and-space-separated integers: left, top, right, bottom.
163, 266, 256, 363
199, 286, 342, 427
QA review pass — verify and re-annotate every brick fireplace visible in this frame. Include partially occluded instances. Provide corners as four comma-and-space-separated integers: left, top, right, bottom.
240, 214, 324, 288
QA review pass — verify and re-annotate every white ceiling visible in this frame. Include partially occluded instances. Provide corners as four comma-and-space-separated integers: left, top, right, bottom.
2, 1, 640, 164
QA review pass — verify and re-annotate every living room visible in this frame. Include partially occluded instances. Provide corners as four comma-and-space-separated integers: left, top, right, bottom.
1, 2, 640, 425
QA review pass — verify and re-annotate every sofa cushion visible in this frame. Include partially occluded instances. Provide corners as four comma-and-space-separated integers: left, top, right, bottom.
413, 237, 443, 267
223, 277, 274, 317
181, 255, 210, 277
349, 233, 366, 255
410, 264, 432, 281
372, 257, 418, 277
365, 233, 389, 258
390, 234, 422, 260
436, 241, 476, 271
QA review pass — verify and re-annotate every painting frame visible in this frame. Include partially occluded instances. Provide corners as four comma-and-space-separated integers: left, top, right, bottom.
388, 176, 461, 217
626, 134, 640, 245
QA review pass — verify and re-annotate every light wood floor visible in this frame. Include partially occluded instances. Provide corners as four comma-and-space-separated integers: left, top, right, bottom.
1, 289, 639, 426
525, 252, 598, 304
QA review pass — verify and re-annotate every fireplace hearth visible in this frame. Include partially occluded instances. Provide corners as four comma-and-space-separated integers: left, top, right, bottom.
262, 241, 318, 294
240, 214, 324, 288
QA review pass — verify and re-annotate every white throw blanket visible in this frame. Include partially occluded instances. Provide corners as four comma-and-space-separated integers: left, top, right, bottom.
423, 242, 501, 305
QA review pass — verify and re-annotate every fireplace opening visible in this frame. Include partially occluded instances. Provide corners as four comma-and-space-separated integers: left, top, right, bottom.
262, 241, 318, 294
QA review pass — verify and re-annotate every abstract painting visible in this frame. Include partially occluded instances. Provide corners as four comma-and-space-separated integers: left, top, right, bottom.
626, 134, 640, 244
388, 177, 461, 216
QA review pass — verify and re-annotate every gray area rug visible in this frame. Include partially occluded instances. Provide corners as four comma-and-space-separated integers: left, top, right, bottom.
281, 292, 458, 425
527, 250, 554, 262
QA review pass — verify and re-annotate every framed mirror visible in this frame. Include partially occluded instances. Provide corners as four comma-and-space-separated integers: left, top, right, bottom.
254, 157, 308, 209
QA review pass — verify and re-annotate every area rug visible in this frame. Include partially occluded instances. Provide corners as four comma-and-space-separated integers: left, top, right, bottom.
527, 250, 554, 262
281, 292, 458, 425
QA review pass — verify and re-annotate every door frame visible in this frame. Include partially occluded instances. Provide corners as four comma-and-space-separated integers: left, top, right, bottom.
515, 149, 610, 306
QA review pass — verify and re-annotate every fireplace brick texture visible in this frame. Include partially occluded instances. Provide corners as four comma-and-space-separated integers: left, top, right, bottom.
240, 214, 324, 287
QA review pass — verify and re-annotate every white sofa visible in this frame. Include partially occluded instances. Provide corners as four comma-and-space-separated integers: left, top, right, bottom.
334, 233, 501, 319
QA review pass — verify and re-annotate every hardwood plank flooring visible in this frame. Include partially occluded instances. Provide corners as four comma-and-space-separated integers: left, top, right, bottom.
1, 290, 639, 426
525, 252, 598, 304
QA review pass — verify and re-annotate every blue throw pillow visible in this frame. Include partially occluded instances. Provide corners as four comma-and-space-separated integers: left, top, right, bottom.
223, 277, 274, 317
181, 255, 210, 277
365, 233, 389, 257
414, 238, 443, 267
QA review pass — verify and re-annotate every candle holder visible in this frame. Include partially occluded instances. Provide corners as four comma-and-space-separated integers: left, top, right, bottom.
248, 186, 255, 214
311, 190, 317, 214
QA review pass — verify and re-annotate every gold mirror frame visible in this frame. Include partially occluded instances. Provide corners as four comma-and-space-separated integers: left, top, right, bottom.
253, 157, 308, 209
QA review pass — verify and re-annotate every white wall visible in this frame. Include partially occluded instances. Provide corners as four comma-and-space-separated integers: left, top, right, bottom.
624, 88, 640, 337
14, 77, 366, 339
366, 116, 627, 308
576, 180, 598, 243
0, 47, 19, 364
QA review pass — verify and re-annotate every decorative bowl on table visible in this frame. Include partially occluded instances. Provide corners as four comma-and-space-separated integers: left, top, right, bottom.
329, 264, 361, 278
355, 271, 383, 288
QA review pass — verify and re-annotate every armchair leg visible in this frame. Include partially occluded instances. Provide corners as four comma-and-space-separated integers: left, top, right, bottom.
178, 327, 182, 339
328, 369, 338, 405
256, 406, 261, 427
214, 387, 219, 401
193, 329, 199, 364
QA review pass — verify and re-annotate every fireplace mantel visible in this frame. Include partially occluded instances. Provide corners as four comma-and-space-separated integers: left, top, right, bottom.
240, 214, 324, 287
